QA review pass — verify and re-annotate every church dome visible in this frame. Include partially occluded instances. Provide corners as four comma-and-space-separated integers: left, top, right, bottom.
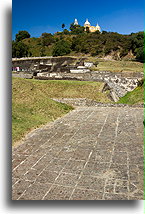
96, 23, 101, 31
84, 19, 90, 26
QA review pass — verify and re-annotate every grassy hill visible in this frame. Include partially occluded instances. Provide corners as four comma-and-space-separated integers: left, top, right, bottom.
117, 82, 144, 105
12, 78, 110, 145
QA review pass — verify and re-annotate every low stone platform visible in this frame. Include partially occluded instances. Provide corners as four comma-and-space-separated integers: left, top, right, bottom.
12, 106, 144, 200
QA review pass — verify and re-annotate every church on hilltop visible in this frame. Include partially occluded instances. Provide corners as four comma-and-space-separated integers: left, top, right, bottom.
74, 18, 101, 32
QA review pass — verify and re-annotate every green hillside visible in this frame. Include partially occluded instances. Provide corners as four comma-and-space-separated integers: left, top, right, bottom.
117, 82, 144, 105
12, 29, 144, 62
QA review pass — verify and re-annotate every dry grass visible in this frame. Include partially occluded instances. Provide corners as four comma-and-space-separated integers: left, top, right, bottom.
28, 79, 110, 102
86, 58, 143, 73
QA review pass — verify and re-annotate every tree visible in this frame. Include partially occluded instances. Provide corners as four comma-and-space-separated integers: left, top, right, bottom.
130, 32, 144, 52
94, 30, 101, 34
70, 23, 75, 31
40, 46, 45, 56
129, 32, 144, 61
12, 41, 30, 58
41, 33, 54, 46
62, 23, 65, 29
52, 40, 71, 56
135, 47, 144, 62
102, 31, 108, 34
15, 31, 30, 42
74, 26, 85, 35
90, 45, 102, 56
70, 23, 85, 35
63, 29, 70, 35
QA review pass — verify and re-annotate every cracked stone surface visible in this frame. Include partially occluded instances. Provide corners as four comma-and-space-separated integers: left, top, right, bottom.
12, 106, 144, 200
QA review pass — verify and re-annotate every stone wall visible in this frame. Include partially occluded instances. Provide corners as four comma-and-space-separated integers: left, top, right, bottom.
12, 56, 85, 73
12, 57, 143, 101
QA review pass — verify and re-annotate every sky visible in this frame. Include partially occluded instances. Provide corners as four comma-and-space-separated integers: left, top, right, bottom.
12, 0, 144, 40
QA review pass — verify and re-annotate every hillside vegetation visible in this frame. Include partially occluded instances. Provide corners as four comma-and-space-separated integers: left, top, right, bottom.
12, 27, 144, 62
12, 78, 110, 145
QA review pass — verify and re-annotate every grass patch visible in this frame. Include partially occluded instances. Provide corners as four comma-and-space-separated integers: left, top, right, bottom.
27, 79, 110, 102
117, 85, 144, 105
12, 78, 110, 145
12, 78, 73, 145
97, 60, 143, 73
86, 58, 143, 73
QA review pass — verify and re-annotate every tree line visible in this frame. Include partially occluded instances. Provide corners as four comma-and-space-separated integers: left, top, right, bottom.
12, 24, 144, 62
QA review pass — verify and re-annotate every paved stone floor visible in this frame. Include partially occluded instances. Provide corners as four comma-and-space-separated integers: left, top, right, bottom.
12, 106, 144, 200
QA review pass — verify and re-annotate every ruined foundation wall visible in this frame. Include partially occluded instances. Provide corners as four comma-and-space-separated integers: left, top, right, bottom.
12, 57, 143, 101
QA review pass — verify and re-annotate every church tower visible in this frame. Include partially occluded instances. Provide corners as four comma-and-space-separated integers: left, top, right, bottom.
84, 19, 91, 28
74, 18, 78, 25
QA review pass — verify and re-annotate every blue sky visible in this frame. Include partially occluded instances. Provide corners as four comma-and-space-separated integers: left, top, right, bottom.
12, 0, 144, 40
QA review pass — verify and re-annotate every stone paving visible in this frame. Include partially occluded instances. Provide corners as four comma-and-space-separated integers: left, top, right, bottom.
12, 106, 144, 200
